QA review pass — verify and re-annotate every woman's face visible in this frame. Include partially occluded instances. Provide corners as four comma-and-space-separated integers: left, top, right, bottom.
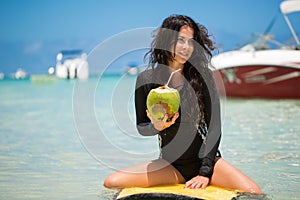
172, 25, 194, 65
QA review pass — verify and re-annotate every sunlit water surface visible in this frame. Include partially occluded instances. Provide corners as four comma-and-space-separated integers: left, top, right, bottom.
0, 75, 299, 199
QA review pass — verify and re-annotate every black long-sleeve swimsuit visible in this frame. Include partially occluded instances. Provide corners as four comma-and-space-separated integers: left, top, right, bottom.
135, 65, 221, 181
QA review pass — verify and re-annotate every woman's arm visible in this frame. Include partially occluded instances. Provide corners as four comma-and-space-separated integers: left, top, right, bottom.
185, 73, 221, 189
198, 73, 222, 178
135, 72, 159, 136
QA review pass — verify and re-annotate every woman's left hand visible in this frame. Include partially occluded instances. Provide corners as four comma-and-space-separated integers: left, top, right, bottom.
146, 110, 179, 131
184, 175, 209, 189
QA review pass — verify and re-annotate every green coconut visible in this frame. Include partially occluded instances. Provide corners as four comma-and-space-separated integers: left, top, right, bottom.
146, 85, 180, 121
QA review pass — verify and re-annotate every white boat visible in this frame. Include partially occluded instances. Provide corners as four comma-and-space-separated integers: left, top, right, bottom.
125, 62, 144, 75
211, 0, 300, 99
0, 72, 4, 80
55, 50, 89, 79
10, 68, 28, 79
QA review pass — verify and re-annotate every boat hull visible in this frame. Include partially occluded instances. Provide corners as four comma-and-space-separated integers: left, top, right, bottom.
214, 65, 300, 99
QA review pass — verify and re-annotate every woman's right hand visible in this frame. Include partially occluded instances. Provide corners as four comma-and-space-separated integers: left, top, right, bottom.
146, 110, 179, 131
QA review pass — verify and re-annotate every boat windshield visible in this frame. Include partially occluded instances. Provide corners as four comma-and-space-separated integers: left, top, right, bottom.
238, 33, 299, 51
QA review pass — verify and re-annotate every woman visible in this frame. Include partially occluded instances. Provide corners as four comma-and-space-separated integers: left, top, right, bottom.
104, 15, 262, 194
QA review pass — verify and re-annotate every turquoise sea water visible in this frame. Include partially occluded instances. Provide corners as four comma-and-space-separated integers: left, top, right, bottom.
0, 75, 299, 200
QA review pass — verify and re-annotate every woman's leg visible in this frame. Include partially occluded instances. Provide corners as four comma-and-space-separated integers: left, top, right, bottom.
103, 159, 185, 188
210, 158, 262, 194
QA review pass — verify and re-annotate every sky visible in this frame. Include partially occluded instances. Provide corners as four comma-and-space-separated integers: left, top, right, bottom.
0, 0, 299, 74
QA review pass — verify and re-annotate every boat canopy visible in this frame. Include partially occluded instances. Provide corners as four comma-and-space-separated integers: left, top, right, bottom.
280, 0, 300, 14
56, 49, 86, 63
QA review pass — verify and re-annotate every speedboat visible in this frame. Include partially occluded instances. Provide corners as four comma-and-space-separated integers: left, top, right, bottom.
211, 0, 300, 99
55, 50, 89, 79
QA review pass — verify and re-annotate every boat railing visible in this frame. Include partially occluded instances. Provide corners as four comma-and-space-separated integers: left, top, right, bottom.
239, 34, 291, 52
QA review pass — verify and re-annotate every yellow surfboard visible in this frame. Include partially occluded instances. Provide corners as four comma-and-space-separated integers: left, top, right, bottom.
115, 184, 240, 200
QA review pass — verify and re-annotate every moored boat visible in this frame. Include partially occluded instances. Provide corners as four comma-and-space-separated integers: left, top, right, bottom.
55, 50, 89, 79
211, 0, 300, 99
10, 68, 28, 80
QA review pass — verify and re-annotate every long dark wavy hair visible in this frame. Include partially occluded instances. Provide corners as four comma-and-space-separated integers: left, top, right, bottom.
145, 14, 217, 125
